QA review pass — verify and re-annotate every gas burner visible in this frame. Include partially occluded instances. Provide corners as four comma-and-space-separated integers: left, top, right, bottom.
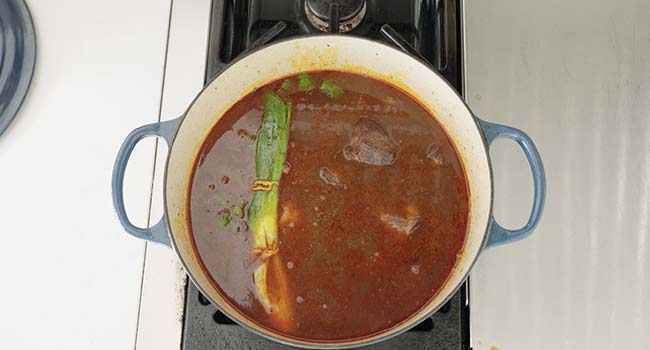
305, 0, 366, 33
0, 0, 36, 137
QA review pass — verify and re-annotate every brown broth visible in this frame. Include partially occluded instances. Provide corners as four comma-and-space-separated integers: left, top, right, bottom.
187, 71, 469, 341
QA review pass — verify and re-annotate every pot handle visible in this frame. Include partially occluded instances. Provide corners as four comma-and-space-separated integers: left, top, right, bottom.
479, 119, 546, 248
111, 117, 182, 247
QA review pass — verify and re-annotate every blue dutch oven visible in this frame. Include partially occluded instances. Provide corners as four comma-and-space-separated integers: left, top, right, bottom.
112, 35, 545, 349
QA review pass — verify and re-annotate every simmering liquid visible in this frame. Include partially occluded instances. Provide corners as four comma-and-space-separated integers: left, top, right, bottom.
188, 71, 469, 341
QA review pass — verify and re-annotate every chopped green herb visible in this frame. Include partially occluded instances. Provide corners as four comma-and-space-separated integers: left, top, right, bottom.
280, 79, 293, 91
320, 79, 343, 98
233, 200, 247, 218
298, 73, 314, 91
233, 205, 243, 218
219, 209, 231, 227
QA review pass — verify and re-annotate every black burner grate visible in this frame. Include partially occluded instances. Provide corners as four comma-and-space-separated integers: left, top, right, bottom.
206, 0, 462, 90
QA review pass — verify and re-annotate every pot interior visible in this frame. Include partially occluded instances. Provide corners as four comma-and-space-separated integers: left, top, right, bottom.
165, 35, 491, 348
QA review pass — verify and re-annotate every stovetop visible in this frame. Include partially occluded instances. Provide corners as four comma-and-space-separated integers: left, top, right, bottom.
206, 0, 462, 89
183, 1, 470, 349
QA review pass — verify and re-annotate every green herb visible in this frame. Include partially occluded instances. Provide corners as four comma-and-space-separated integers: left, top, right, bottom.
320, 79, 343, 98
297, 72, 314, 91
219, 209, 231, 228
232, 200, 247, 218
232, 205, 243, 218
280, 79, 293, 91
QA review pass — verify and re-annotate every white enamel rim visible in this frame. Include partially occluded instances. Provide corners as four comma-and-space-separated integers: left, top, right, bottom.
163, 35, 493, 349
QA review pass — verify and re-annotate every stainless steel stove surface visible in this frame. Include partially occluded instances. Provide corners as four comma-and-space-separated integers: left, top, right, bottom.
182, 1, 470, 349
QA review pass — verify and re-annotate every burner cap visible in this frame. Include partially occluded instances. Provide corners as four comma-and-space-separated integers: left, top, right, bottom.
306, 0, 365, 21
304, 0, 366, 32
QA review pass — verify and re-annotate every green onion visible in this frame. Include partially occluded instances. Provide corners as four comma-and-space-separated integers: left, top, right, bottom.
219, 209, 231, 228
320, 79, 343, 98
248, 91, 291, 311
280, 79, 293, 91
232, 200, 246, 218
297, 72, 314, 91
248, 91, 290, 252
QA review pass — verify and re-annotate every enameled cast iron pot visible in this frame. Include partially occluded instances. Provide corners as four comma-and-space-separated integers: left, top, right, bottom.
111, 35, 546, 349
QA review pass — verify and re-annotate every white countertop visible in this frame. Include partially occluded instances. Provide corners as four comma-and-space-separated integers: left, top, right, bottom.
0, 1, 172, 348
465, 0, 650, 349
2, 0, 648, 349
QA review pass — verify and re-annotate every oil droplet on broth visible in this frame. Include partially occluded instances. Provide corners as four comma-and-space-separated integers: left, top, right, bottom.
282, 162, 291, 174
